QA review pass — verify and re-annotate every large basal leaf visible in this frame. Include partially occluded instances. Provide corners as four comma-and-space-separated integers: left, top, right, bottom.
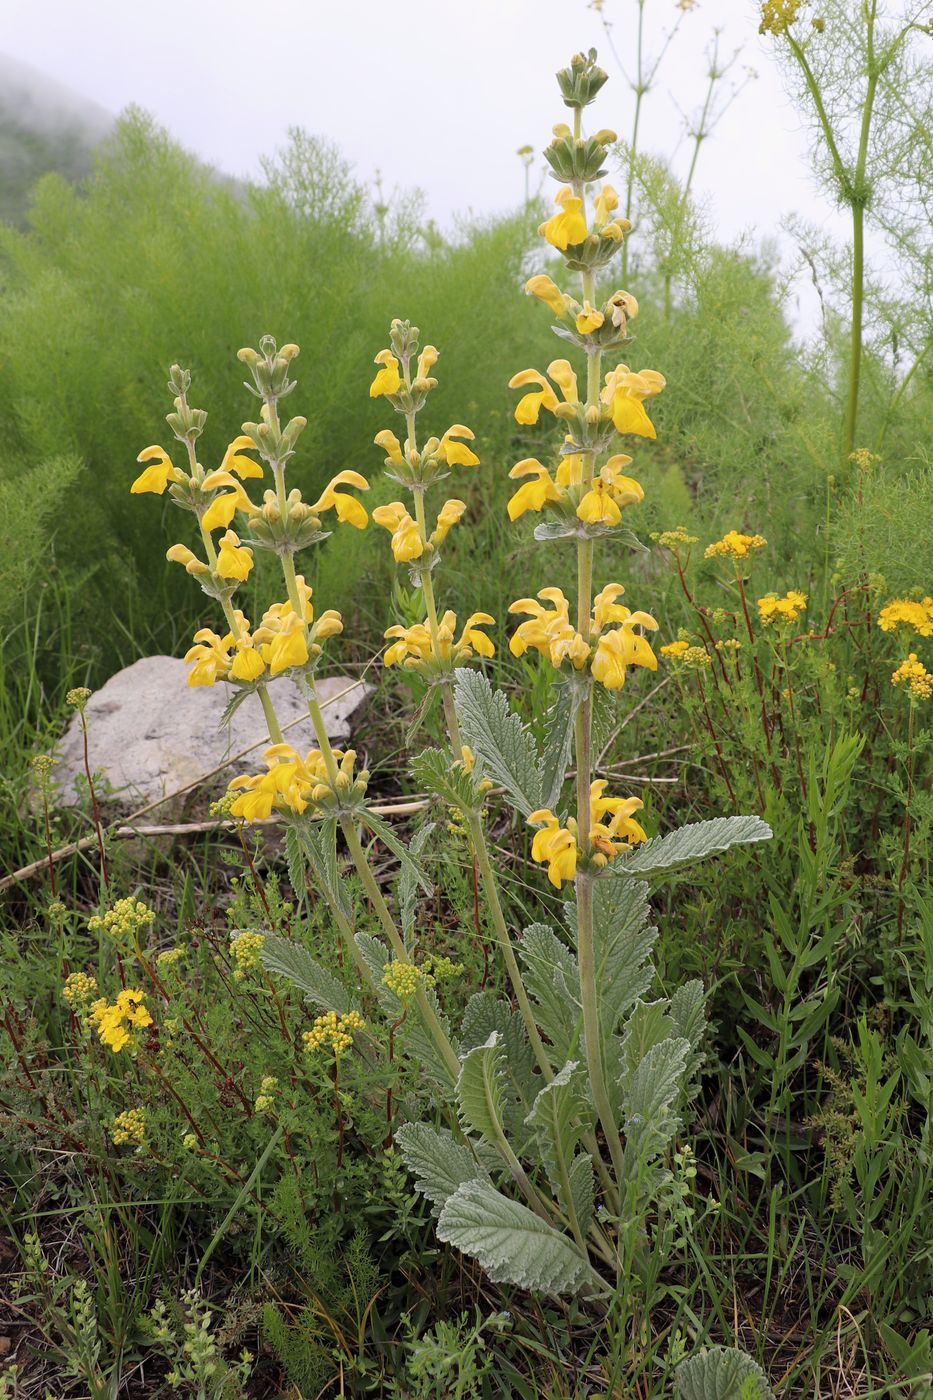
607, 816, 772, 878
525, 1061, 594, 1219
675, 1346, 775, 1400
565, 879, 657, 1042
259, 933, 358, 1015
436, 1177, 596, 1298
457, 1033, 508, 1147
621, 1036, 691, 1183
453, 669, 544, 817
519, 923, 581, 1066
395, 1123, 491, 1215
461, 993, 540, 1137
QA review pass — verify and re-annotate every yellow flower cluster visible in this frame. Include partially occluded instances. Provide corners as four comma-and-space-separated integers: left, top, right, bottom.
757, 590, 807, 626
157, 947, 185, 971
89, 989, 153, 1054
373, 424, 479, 482
66, 686, 92, 711
509, 584, 657, 689
878, 597, 933, 638
229, 931, 265, 980
254, 1075, 279, 1113
849, 448, 881, 471
538, 182, 630, 252
228, 745, 368, 823
111, 1107, 147, 1149
88, 898, 156, 947
704, 531, 767, 561
182, 579, 342, 687
508, 357, 665, 441
62, 971, 98, 1006
372, 498, 466, 562
715, 638, 742, 653
660, 639, 689, 659
525, 275, 639, 340
383, 610, 495, 674
302, 1010, 366, 1058
759, 0, 805, 34
891, 654, 932, 701
528, 780, 648, 888
662, 640, 711, 668
653, 526, 699, 552
507, 450, 644, 527
382, 960, 435, 1003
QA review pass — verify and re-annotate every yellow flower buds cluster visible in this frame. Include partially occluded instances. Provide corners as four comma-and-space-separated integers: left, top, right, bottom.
156, 947, 185, 972
704, 531, 768, 562
254, 1076, 279, 1114
382, 960, 435, 1003
509, 584, 657, 690
877, 597, 933, 638
891, 654, 932, 701
528, 780, 648, 888
302, 1010, 366, 1058
62, 971, 98, 1006
228, 745, 369, 823
89, 989, 153, 1054
229, 931, 265, 980
757, 590, 807, 626
88, 898, 156, 947
111, 1107, 148, 1149
383, 610, 495, 677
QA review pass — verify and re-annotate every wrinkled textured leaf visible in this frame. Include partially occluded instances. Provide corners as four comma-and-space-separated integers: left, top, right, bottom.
621, 1036, 690, 1185
458, 1033, 508, 1147
284, 818, 351, 921
519, 923, 581, 1065
411, 748, 477, 813
399, 821, 435, 940
525, 1061, 594, 1222
395, 1123, 490, 1215
453, 669, 543, 817
436, 1178, 595, 1297
461, 993, 540, 1136
539, 684, 580, 811
565, 879, 657, 1042
259, 933, 357, 1015
675, 1346, 775, 1400
608, 816, 772, 878
362, 810, 432, 897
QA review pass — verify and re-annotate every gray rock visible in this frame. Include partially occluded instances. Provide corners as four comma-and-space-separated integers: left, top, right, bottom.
53, 656, 371, 812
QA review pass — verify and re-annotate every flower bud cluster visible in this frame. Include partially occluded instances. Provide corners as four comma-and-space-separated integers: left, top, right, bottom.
228, 745, 369, 823
88, 897, 156, 948
302, 1010, 366, 1058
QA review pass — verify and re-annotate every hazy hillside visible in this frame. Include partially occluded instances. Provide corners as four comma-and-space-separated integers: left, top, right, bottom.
0, 52, 112, 225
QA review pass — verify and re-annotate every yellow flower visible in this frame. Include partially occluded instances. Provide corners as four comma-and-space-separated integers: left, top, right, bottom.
229, 640, 266, 682
891, 654, 932, 701
131, 445, 184, 495
539, 186, 588, 251
704, 531, 767, 561
878, 597, 933, 638
507, 459, 565, 520
508, 360, 578, 425
372, 502, 424, 561
509, 588, 582, 668
218, 435, 264, 479
589, 779, 647, 858
431, 499, 466, 546
759, 0, 804, 34
184, 628, 234, 687
416, 344, 439, 380
310, 470, 370, 528
576, 458, 643, 526
262, 612, 310, 676
757, 590, 807, 626
230, 930, 264, 981
111, 1107, 147, 1149
374, 429, 405, 466
601, 364, 666, 438
383, 960, 434, 1002
88, 989, 152, 1054
660, 639, 690, 659
576, 301, 605, 334
200, 475, 257, 532
438, 425, 479, 468
525, 274, 573, 318
216, 530, 253, 582
384, 610, 495, 670
591, 582, 630, 631
63, 971, 97, 1006
527, 809, 578, 887
369, 350, 402, 398
590, 613, 659, 689
303, 1009, 366, 1057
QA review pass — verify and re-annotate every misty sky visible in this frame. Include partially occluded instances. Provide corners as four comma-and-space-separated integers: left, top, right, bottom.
2, 0, 851, 330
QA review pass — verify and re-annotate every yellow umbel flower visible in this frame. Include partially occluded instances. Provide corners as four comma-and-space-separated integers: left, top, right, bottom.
757, 590, 807, 626
539, 186, 588, 251
891, 654, 932, 701
759, 0, 805, 34
309, 470, 370, 528
525, 274, 573, 318
88, 989, 152, 1054
660, 639, 690, 659
216, 530, 254, 582
229, 930, 264, 981
383, 960, 435, 1002
369, 350, 402, 398
384, 610, 495, 672
704, 530, 767, 561
111, 1107, 148, 1149
63, 971, 97, 1006
878, 597, 933, 638
302, 1010, 366, 1058
130, 446, 186, 495
601, 364, 666, 439
89, 897, 156, 946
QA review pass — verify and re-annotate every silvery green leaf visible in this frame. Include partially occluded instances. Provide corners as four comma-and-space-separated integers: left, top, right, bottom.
620, 1037, 690, 1187
525, 1061, 593, 1218
395, 1123, 491, 1215
453, 670, 544, 817
567, 1152, 596, 1235
540, 683, 582, 811
436, 1178, 597, 1298
670, 979, 707, 1087
457, 1033, 509, 1147
461, 993, 540, 1138
618, 1000, 675, 1081
399, 822, 435, 940
675, 1346, 775, 1400
566, 879, 657, 1043
259, 933, 358, 1015
519, 923, 581, 1064
411, 748, 478, 814
285, 819, 351, 921
361, 810, 432, 898
219, 685, 252, 727
607, 816, 772, 878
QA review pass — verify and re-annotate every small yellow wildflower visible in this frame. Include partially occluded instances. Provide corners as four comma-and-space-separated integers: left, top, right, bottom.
704, 531, 767, 561
757, 590, 807, 626
660, 639, 690, 659
878, 597, 933, 638
111, 1107, 147, 1150
525, 274, 573, 319
88, 989, 152, 1054
254, 1075, 279, 1114
891, 654, 932, 701
715, 638, 742, 652
681, 646, 712, 669
302, 1010, 366, 1058
382, 960, 435, 1003
130, 445, 185, 495
66, 687, 92, 711
89, 898, 156, 947
539, 186, 588, 251
369, 350, 402, 398
601, 363, 666, 439
759, 0, 805, 34
371, 502, 424, 561
216, 530, 253, 582
848, 448, 880, 471
62, 971, 97, 1006
229, 931, 265, 981
654, 526, 699, 551
383, 609, 495, 671
156, 947, 185, 971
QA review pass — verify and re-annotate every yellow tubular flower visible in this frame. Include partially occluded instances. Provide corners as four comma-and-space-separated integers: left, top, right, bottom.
131, 446, 185, 495
219, 435, 265, 479
589, 780, 647, 858
372, 502, 423, 561
528, 810, 578, 887
369, 349, 402, 398
263, 613, 310, 676
374, 429, 405, 466
216, 530, 253, 581
383, 610, 494, 671
507, 460, 564, 520
310, 470, 370, 528
431, 499, 466, 546
576, 302, 605, 334
539, 186, 588, 251
508, 369, 560, 425
229, 640, 265, 682
200, 476, 258, 532
417, 345, 439, 379
547, 359, 579, 405
594, 184, 618, 226
591, 612, 659, 689
184, 629, 233, 687
602, 365, 666, 439
591, 583, 629, 631
438, 425, 479, 468
508, 588, 584, 669
525, 274, 573, 318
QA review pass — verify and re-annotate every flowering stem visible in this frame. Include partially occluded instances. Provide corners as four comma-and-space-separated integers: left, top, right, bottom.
79, 712, 109, 893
